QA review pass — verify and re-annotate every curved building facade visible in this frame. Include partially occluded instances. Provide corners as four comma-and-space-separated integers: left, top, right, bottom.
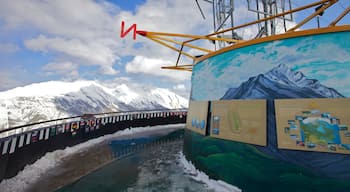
184, 26, 350, 191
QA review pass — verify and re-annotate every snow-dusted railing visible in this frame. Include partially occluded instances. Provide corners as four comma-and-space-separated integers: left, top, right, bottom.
0, 108, 187, 139
0, 108, 187, 181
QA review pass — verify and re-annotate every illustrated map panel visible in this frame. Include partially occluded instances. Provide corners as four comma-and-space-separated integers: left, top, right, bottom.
275, 98, 350, 154
186, 101, 209, 135
210, 100, 267, 146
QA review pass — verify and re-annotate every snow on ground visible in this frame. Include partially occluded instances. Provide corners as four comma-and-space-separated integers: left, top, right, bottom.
0, 123, 239, 192
0, 124, 184, 192
179, 152, 242, 192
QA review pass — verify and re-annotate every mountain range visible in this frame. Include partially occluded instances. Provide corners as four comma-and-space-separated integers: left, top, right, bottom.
221, 64, 344, 99
0, 81, 188, 129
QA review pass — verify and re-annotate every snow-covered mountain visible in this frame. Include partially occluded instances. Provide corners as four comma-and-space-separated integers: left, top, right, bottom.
0, 81, 188, 129
222, 64, 344, 99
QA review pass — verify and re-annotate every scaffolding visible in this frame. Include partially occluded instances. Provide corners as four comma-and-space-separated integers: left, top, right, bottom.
136, 0, 349, 71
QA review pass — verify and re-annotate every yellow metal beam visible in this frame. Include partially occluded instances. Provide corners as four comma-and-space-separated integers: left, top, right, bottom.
135, 0, 346, 73
147, 36, 196, 59
329, 6, 350, 26
151, 35, 212, 53
288, 0, 338, 31
146, 31, 242, 43
175, 64, 193, 67
184, 0, 334, 44
161, 66, 192, 72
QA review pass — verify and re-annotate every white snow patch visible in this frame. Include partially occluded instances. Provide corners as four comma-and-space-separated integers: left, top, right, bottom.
0, 101, 9, 129
0, 124, 185, 192
179, 152, 241, 192
114, 84, 139, 104
151, 88, 188, 109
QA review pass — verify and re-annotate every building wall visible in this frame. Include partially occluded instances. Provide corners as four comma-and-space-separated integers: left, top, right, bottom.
185, 29, 350, 191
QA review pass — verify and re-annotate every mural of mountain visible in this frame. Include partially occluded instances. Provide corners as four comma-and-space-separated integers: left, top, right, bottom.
0, 81, 188, 129
221, 64, 350, 179
221, 64, 344, 100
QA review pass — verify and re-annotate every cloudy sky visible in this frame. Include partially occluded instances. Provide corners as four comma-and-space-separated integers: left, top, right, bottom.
0, 0, 349, 97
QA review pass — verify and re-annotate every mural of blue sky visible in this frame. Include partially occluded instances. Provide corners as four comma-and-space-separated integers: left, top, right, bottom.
191, 31, 350, 100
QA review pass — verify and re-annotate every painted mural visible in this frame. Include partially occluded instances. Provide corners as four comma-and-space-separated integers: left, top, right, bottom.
183, 130, 350, 192
191, 31, 350, 101
185, 31, 350, 191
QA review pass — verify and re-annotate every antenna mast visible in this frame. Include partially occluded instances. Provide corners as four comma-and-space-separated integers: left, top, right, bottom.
200, 0, 237, 49
199, 0, 293, 49
247, 0, 293, 37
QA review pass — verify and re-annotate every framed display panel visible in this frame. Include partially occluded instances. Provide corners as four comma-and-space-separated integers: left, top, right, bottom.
210, 100, 267, 146
275, 98, 350, 154
186, 101, 209, 135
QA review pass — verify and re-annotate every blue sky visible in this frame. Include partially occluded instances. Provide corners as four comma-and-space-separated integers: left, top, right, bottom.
0, 0, 349, 97
109, 0, 146, 13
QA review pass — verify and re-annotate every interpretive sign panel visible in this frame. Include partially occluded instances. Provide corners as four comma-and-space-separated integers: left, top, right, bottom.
186, 101, 208, 135
275, 98, 350, 154
210, 100, 267, 146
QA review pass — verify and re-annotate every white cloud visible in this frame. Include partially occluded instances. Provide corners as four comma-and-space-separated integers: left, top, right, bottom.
0, 0, 213, 82
42, 61, 79, 78
125, 55, 191, 81
0, 0, 120, 76
42, 61, 76, 71
0, 0, 118, 40
0, 0, 299, 92
118, 0, 212, 34
25, 35, 119, 75
116, 0, 218, 60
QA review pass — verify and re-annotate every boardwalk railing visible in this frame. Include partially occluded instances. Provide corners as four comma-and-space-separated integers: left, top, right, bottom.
0, 109, 187, 181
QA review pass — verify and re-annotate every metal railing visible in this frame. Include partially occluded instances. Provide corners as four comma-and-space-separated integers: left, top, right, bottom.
0, 108, 187, 138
